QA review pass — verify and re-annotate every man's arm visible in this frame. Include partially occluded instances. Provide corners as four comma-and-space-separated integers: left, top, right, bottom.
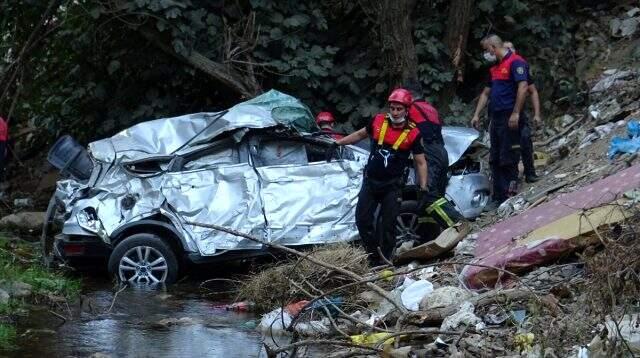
509, 81, 528, 129
528, 84, 541, 127
335, 128, 368, 146
471, 87, 491, 129
413, 153, 428, 191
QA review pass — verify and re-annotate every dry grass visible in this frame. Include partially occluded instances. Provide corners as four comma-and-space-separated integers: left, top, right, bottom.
237, 244, 370, 311
584, 213, 640, 314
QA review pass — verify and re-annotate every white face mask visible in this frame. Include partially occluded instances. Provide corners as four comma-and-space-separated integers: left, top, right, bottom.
389, 114, 405, 124
483, 52, 497, 62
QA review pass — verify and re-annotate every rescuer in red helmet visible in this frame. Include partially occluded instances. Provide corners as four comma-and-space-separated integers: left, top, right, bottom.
329, 88, 428, 265
315, 111, 344, 139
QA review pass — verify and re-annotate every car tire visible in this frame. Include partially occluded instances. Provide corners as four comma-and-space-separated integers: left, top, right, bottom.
108, 233, 179, 285
376, 200, 442, 249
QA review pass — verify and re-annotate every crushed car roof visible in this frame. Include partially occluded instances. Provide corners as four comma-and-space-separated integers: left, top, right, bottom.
89, 90, 318, 164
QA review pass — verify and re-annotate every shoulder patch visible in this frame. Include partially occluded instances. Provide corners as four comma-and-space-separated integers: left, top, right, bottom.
516, 66, 525, 75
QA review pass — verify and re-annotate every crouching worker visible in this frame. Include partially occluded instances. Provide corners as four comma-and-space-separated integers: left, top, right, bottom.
329, 88, 428, 265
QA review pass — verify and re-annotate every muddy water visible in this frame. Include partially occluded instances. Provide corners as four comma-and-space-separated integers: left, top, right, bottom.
11, 279, 268, 358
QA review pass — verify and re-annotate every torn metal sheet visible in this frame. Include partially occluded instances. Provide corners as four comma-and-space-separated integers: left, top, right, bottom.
442, 126, 480, 165
462, 164, 640, 289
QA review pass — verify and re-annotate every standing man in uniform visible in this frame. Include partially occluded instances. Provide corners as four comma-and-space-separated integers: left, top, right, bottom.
504, 41, 542, 183
471, 34, 529, 209
405, 82, 466, 234
332, 88, 428, 264
315, 111, 344, 140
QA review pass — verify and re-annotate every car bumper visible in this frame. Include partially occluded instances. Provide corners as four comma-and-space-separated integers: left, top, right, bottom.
54, 234, 111, 267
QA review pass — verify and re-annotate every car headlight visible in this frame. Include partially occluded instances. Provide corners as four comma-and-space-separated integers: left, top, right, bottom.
76, 208, 103, 234
471, 191, 488, 208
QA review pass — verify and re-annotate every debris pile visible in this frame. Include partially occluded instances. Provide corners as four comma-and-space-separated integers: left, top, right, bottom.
231, 66, 640, 357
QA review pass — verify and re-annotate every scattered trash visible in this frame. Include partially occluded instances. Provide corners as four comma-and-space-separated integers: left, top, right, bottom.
510, 310, 527, 326
259, 308, 292, 334
608, 120, 640, 158
605, 314, 640, 353
258, 307, 329, 336
533, 151, 550, 168
304, 297, 343, 316
454, 233, 477, 256
420, 286, 472, 310
284, 300, 309, 316
513, 332, 535, 354
350, 332, 395, 347
440, 301, 486, 331
400, 278, 434, 311
213, 301, 255, 312
484, 309, 509, 325
393, 222, 471, 264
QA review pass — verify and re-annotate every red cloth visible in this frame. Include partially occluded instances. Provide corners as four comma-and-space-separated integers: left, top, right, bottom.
0, 117, 7, 141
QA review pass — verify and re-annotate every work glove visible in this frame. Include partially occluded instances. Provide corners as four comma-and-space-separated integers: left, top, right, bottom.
325, 142, 339, 162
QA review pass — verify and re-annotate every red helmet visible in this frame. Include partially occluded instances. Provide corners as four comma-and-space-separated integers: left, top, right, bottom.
315, 111, 335, 125
388, 88, 413, 107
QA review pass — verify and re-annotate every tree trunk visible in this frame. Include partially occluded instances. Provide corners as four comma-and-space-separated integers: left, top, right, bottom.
376, 0, 419, 87
439, 0, 473, 110
139, 28, 260, 99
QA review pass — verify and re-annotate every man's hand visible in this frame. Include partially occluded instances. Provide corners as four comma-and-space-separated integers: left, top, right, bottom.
533, 115, 542, 129
325, 142, 339, 162
471, 115, 480, 129
508, 112, 520, 130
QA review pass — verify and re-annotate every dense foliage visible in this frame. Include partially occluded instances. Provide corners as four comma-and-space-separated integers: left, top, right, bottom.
0, 0, 624, 148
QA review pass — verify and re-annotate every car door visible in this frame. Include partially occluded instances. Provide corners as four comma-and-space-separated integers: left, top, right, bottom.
250, 135, 367, 246
160, 142, 266, 255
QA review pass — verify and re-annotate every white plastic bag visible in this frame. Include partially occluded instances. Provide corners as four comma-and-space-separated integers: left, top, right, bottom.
400, 279, 434, 311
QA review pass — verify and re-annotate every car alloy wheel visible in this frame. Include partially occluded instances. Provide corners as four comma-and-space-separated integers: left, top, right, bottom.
118, 245, 168, 284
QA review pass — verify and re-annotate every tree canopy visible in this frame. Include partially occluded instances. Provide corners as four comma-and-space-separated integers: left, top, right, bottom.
0, 0, 616, 150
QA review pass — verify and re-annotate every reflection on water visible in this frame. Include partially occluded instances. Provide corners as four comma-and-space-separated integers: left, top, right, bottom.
12, 280, 266, 358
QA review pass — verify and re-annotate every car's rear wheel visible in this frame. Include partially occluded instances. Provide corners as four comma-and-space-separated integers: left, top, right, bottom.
108, 233, 179, 285
390, 200, 442, 245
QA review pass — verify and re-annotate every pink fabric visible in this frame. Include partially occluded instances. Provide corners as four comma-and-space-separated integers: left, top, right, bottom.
463, 164, 640, 289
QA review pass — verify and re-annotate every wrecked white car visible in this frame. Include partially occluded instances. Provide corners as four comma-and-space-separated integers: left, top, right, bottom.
43, 90, 489, 284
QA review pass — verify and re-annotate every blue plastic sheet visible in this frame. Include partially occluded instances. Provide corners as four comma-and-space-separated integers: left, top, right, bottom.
608, 120, 640, 158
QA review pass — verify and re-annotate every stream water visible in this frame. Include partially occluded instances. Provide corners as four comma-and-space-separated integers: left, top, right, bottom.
10, 278, 268, 358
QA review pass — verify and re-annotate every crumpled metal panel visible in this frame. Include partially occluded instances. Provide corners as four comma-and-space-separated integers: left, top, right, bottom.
161, 163, 265, 254
89, 90, 316, 164
256, 160, 364, 245
442, 126, 480, 165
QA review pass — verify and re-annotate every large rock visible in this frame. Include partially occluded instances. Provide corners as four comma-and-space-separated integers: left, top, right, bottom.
420, 286, 472, 311
4, 281, 33, 298
0, 212, 46, 231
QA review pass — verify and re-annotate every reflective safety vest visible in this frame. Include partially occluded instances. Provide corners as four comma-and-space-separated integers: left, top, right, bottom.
371, 114, 421, 151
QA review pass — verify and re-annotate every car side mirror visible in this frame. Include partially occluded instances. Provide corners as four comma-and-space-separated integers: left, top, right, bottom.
167, 156, 185, 172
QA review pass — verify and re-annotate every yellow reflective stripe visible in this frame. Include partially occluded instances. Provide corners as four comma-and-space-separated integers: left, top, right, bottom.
434, 207, 455, 227
378, 118, 388, 146
426, 197, 447, 214
418, 217, 438, 224
392, 129, 411, 150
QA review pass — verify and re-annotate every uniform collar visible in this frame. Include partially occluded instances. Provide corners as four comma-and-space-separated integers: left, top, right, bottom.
500, 50, 513, 63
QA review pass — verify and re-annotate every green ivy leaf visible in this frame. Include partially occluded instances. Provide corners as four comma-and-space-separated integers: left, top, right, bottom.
107, 60, 121, 75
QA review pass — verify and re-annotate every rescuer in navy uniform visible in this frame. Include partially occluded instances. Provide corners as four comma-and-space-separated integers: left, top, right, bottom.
331, 88, 428, 264
471, 34, 529, 209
